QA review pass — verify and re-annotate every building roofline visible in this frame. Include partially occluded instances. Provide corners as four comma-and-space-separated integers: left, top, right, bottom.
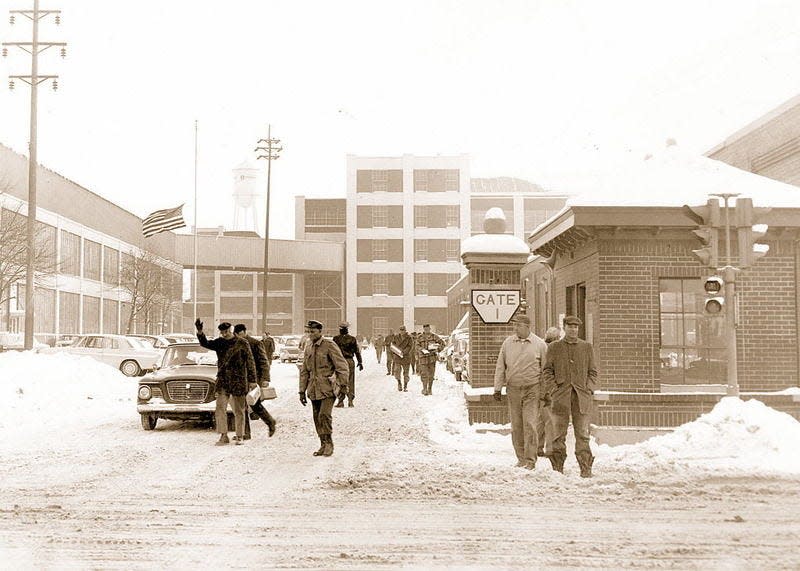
706, 93, 800, 156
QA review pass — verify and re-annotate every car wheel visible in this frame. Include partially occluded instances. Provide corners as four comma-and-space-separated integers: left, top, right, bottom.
120, 360, 142, 377
140, 414, 157, 430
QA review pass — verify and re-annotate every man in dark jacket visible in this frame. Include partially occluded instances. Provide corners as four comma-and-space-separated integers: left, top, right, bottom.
416, 324, 445, 396
542, 316, 598, 477
384, 329, 395, 375
235, 324, 277, 438
299, 320, 350, 457
261, 331, 276, 373
196, 319, 257, 446
332, 321, 363, 408
391, 325, 414, 392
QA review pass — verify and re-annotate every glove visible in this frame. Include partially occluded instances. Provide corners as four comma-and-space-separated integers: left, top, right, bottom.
194, 318, 203, 330
493, 390, 502, 402
357, 363, 363, 371
299, 392, 307, 406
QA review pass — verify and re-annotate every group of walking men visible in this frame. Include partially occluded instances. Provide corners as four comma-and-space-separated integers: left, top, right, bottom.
195, 319, 277, 446
373, 324, 445, 396
493, 314, 598, 478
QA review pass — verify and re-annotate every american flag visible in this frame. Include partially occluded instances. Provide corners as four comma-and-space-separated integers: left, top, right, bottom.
142, 204, 186, 238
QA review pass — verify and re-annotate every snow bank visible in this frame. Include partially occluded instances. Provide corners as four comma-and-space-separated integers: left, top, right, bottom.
599, 397, 800, 477
424, 374, 800, 478
0, 351, 135, 452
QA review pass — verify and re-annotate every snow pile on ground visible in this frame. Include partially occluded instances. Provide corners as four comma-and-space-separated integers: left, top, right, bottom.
599, 397, 800, 477
0, 351, 135, 452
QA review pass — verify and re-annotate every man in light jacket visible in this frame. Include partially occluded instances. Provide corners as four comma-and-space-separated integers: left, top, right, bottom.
542, 315, 598, 477
299, 320, 350, 457
493, 314, 548, 470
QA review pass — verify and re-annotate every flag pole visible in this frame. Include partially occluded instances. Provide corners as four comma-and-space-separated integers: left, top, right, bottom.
193, 119, 198, 321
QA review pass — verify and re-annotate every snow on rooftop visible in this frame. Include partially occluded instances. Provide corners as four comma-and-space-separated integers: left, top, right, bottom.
461, 207, 530, 255
556, 146, 800, 208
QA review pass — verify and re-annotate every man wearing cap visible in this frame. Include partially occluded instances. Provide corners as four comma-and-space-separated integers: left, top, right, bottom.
234, 324, 277, 438
542, 315, 598, 477
298, 320, 350, 456
196, 319, 257, 446
493, 314, 548, 470
417, 324, 445, 396
536, 326, 562, 458
391, 325, 414, 392
373, 333, 385, 363
332, 321, 363, 408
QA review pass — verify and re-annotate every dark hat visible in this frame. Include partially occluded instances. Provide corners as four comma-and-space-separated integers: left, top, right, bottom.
306, 319, 323, 330
217, 322, 232, 331
423, 323, 431, 328
399, 325, 407, 331
339, 321, 350, 328
233, 323, 247, 334
563, 315, 582, 326
513, 314, 531, 325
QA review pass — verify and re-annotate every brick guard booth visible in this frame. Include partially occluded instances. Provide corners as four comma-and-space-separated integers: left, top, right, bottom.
461, 208, 530, 424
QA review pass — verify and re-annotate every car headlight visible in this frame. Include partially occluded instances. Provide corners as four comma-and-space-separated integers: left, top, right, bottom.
138, 385, 152, 400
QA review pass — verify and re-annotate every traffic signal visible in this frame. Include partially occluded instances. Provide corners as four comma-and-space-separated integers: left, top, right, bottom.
736, 197, 771, 268
703, 276, 724, 315
683, 199, 720, 268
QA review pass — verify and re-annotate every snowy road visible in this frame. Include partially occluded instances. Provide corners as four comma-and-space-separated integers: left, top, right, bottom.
1, 352, 799, 569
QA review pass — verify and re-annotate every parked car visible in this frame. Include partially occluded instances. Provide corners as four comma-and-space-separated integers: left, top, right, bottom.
136, 342, 233, 431
446, 333, 469, 382
125, 334, 171, 350
0, 331, 48, 352
39, 334, 162, 377
163, 333, 197, 344
279, 335, 303, 362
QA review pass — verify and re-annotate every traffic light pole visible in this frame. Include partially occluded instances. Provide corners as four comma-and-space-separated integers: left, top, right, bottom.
719, 265, 740, 397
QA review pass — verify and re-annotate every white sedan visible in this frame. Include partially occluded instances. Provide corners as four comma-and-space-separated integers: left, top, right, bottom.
40, 334, 163, 377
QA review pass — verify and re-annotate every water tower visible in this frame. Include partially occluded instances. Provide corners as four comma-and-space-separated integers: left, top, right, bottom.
232, 160, 262, 233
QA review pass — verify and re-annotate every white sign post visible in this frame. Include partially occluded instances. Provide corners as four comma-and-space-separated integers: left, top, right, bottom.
471, 290, 521, 324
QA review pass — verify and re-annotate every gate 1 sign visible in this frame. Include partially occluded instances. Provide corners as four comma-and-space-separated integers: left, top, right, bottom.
471, 290, 521, 324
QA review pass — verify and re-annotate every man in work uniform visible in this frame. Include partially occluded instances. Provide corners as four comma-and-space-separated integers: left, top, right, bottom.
493, 314, 548, 469
298, 320, 350, 457
234, 324, 277, 438
332, 321, 363, 408
391, 325, 414, 392
542, 315, 598, 477
383, 329, 395, 375
416, 324, 445, 396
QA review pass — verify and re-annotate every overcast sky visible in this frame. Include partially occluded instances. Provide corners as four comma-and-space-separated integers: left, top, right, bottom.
1, 0, 798, 239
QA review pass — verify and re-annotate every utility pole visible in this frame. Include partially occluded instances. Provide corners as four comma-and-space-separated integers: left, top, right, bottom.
2, 1, 65, 349
254, 126, 281, 334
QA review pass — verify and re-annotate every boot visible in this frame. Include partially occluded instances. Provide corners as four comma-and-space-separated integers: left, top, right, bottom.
335, 397, 345, 408
322, 435, 334, 456
549, 451, 566, 473
215, 433, 229, 446
312, 436, 325, 456
403, 381, 408, 392
397, 380, 402, 392
577, 452, 594, 478
263, 412, 277, 437
347, 398, 354, 408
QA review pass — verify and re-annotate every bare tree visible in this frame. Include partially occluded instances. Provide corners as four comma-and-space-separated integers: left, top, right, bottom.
119, 250, 181, 334
0, 201, 59, 328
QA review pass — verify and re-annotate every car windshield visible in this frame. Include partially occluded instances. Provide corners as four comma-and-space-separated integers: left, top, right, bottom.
162, 344, 217, 367
285, 337, 300, 347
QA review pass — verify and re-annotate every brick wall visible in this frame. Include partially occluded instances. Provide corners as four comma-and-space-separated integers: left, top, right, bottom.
595, 392, 800, 426
594, 234, 798, 392
467, 265, 523, 389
